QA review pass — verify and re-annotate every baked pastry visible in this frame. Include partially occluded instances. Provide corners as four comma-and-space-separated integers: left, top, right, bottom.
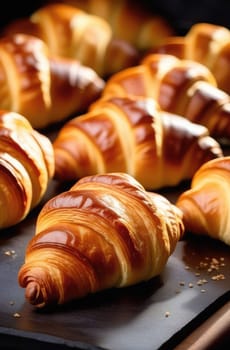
0, 33, 104, 129
152, 23, 230, 94
53, 96, 223, 189
0, 110, 54, 229
102, 53, 230, 141
176, 156, 230, 246
18, 172, 184, 308
44, 0, 175, 51
2, 3, 139, 77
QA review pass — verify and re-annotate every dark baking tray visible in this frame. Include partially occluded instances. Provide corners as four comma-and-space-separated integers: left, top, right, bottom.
0, 1, 230, 349
0, 166, 230, 350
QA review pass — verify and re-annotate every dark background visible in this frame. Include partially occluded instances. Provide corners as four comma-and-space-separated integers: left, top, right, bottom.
1, 0, 230, 35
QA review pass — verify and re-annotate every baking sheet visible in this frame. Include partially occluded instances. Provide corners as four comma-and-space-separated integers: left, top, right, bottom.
0, 1, 230, 348
0, 176, 230, 350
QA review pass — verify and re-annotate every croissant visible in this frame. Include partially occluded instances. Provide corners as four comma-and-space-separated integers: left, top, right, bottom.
0, 110, 54, 229
102, 53, 230, 141
152, 22, 230, 94
44, 0, 175, 51
0, 33, 104, 129
176, 156, 230, 246
18, 172, 184, 308
52, 96, 223, 190
2, 3, 139, 77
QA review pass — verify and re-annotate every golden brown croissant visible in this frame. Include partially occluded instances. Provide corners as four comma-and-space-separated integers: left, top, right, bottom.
176, 156, 230, 246
2, 3, 139, 77
52, 96, 223, 190
0, 110, 54, 229
0, 33, 104, 129
44, 0, 175, 51
152, 22, 230, 94
18, 172, 184, 308
102, 53, 230, 141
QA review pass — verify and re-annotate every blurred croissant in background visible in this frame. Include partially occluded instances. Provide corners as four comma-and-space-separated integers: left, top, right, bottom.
0, 33, 105, 129
44, 0, 175, 51
2, 2, 140, 77
152, 22, 230, 95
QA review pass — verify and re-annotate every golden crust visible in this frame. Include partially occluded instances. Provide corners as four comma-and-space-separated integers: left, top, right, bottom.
176, 156, 230, 246
18, 172, 184, 307
0, 110, 54, 229
53, 96, 223, 189
0, 33, 105, 129
102, 53, 230, 140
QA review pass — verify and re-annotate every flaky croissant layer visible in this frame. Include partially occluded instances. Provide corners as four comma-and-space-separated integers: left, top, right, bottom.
0, 33, 105, 129
53, 96, 223, 190
18, 172, 184, 308
176, 156, 230, 246
0, 110, 54, 229
102, 53, 230, 141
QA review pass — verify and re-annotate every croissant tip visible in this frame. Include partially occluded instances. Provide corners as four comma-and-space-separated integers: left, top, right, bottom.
25, 281, 45, 308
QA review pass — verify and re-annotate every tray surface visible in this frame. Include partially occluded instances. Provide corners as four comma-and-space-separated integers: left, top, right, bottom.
0, 2, 230, 348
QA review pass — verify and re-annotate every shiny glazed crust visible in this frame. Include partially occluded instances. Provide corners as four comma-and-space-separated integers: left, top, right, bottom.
0, 33, 105, 128
52, 96, 223, 189
102, 53, 230, 140
18, 172, 184, 308
176, 156, 230, 246
0, 110, 54, 229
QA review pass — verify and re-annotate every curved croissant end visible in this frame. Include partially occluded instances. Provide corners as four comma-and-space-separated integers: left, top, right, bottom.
0, 111, 54, 229
18, 172, 184, 308
176, 156, 230, 246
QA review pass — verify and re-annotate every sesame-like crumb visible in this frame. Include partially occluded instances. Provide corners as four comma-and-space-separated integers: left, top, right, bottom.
179, 281, 185, 286
4, 250, 16, 256
211, 274, 226, 281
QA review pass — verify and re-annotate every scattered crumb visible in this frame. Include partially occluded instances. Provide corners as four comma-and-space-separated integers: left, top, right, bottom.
165, 311, 170, 317
179, 281, 185, 286
9, 301, 15, 305
4, 249, 16, 256
197, 279, 208, 286
211, 274, 226, 281
4, 251, 12, 256
13, 313, 21, 318
176, 255, 227, 296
